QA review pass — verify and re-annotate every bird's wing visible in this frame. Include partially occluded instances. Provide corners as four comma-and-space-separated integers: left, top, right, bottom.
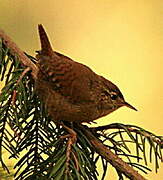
37, 24, 99, 103
38, 55, 98, 104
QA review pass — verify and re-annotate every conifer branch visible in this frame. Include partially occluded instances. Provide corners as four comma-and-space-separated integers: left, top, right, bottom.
79, 124, 147, 180
0, 28, 38, 79
91, 124, 163, 147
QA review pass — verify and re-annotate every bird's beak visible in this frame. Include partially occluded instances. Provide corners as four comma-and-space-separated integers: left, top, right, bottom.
123, 102, 137, 111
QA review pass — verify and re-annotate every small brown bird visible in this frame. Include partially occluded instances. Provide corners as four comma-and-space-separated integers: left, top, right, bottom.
35, 24, 137, 124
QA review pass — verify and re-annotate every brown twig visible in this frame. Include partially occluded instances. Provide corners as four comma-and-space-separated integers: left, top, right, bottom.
0, 28, 38, 79
11, 67, 31, 105
71, 151, 79, 171
79, 125, 147, 180
60, 123, 77, 174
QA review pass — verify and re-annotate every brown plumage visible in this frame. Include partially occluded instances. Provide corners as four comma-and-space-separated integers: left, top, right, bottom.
35, 24, 137, 123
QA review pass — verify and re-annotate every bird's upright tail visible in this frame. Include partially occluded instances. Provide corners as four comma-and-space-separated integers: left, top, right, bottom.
38, 24, 53, 56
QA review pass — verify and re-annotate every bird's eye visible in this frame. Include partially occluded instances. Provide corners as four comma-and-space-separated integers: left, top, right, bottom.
102, 90, 118, 100
110, 93, 118, 100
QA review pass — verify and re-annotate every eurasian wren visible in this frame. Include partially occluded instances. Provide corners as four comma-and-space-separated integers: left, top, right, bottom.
35, 24, 137, 123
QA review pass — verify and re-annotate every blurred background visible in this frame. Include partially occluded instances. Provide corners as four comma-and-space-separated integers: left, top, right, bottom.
0, 0, 162, 179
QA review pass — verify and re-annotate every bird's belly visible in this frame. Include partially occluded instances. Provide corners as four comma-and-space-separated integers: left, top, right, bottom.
35, 81, 100, 123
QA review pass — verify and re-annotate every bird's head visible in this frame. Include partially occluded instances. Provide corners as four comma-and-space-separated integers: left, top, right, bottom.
99, 76, 137, 115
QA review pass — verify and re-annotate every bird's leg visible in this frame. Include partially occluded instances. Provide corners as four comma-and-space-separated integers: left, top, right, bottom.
60, 122, 77, 143
59, 122, 77, 174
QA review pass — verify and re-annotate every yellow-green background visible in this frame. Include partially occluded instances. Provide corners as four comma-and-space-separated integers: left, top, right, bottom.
0, 0, 163, 179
